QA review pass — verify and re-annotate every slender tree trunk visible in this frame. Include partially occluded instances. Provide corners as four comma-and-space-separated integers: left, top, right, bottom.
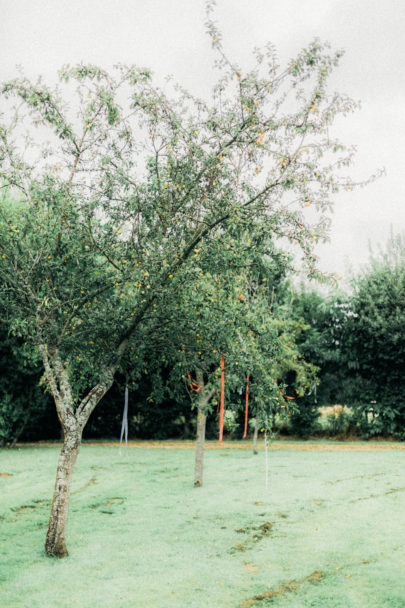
253, 419, 259, 454
45, 425, 82, 557
193, 368, 215, 488
194, 407, 207, 487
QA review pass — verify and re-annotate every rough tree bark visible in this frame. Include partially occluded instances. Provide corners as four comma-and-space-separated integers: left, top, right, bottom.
45, 420, 82, 557
38, 341, 125, 557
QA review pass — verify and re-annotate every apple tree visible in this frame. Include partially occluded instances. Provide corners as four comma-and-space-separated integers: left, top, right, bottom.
0, 21, 365, 555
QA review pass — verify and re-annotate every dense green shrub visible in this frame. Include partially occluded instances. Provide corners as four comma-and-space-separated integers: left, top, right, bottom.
288, 398, 319, 438
346, 234, 405, 438
317, 405, 354, 437
288, 289, 350, 436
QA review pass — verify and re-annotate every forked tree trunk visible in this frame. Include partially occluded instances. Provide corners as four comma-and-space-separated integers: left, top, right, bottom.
38, 342, 121, 557
45, 426, 82, 557
253, 419, 259, 454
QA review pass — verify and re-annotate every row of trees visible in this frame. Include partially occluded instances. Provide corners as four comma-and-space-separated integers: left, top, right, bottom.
0, 5, 377, 556
294, 232, 405, 439
2, 232, 404, 447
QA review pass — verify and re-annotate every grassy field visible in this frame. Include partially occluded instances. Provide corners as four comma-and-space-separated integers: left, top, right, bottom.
1, 441, 405, 607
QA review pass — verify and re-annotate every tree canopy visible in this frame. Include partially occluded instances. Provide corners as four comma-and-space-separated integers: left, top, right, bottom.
0, 11, 366, 556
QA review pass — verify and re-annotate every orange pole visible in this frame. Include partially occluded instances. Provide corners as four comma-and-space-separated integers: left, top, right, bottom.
219, 354, 225, 443
243, 374, 249, 439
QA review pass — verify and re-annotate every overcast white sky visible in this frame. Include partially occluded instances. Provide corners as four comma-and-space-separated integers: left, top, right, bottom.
1, 0, 404, 282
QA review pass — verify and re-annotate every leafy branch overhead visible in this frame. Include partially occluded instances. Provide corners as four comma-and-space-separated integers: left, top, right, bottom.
1, 41, 371, 354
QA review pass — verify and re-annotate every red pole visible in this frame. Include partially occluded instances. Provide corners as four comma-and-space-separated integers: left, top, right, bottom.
243, 374, 249, 439
219, 355, 225, 443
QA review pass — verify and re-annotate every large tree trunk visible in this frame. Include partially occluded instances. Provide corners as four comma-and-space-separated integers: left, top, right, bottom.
45, 425, 82, 557
194, 408, 207, 487
38, 343, 121, 557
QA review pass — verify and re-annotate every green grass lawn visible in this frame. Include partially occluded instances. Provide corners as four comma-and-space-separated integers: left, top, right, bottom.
1, 442, 405, 607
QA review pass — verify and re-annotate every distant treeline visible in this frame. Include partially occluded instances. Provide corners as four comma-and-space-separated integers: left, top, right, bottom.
1, 233, 405, 445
